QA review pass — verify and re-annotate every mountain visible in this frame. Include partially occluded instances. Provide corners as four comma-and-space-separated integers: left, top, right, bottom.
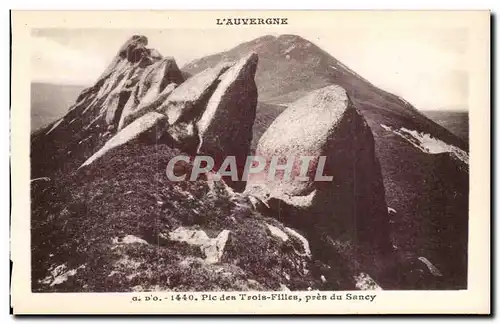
31, 82, 86, 132
30, 34, 469, 292
183, 35, 466, 147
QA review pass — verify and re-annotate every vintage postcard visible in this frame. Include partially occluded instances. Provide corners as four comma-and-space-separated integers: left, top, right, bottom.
10, 10, 490, 314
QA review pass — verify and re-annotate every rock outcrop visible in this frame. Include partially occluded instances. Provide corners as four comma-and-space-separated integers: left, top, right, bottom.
118, 57, 184, 130
197, 53, 259, 191
165, 227, 231, 264
80, 112, 167, 168
31, 35, 170, 177
158, 62, 234, 124
78, 52, 259, 192
72, 35, 164, 131
246, 85, 391, 252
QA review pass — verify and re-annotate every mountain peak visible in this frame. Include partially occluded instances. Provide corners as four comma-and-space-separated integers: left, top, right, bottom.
117, 35, 149, 61
277, 34, 307, 42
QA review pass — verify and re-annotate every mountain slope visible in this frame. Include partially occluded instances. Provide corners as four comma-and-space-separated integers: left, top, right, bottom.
422, 110, 469, 142
184, 35, 470, 288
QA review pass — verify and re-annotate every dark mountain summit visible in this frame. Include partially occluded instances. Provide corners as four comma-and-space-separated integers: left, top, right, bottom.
183, 34, 467, 148
30, 34, 469, 292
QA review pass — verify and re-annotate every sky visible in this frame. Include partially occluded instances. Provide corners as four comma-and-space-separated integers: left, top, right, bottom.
31, 27, 469, 111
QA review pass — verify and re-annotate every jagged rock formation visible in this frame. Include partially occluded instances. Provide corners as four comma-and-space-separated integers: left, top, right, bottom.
31, 35, 179, 176
118, 57, 184, 130
71, 34, 164, 131
246, 85, 391, 253
80, 52, 259, 193
157, 61, 234, 153
158, 62, 234, 124
35, 35, 258, 193
196, 53, 259, 191
81, 112, 167, 168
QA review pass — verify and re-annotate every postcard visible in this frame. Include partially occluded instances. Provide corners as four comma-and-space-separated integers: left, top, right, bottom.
10, 10, 490, 314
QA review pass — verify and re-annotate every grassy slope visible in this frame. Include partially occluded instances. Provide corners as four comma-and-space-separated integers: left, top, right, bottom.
31, 82, 86, 132
31, 141, 337, 292
422, 111, 469, 143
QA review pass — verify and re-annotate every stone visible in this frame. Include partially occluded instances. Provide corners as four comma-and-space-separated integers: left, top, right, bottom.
79, 112, 167, 168
245, 85, 391, 252
167, 227, 231, 264
158, 61, 234, 124
43, 35, 163, 143
118, 57, 184, 130
267, 224, 289, 241
196, 52, 259, 192
119, 82, 177, 131
112, 235, 149, 245
104, 90, 132, 126
354, 272, 383, 290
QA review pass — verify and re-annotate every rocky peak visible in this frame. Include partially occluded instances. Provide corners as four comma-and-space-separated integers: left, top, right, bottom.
117, 35, 149, 60
30, 35, 176, 176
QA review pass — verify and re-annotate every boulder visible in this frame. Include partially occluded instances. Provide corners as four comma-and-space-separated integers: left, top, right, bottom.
119, 83, 177, 132
118, 57, 184, 130
104, 90, 132, 126
354, 273, 383, 290
196, 52, 258, 192
158, 61, 234, 124
163, 121, 200, 154
245, 85, 391, 252
165, 227, 231, 264
79, 112, 167, 168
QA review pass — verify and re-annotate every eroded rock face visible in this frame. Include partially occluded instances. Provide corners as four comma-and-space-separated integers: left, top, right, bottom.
31, 35, 167, 177
104, 90, 133, 126
197, 53, 259, 192
158, 62, 234, 124
72, 52, 260, 182
78, 35, 160, 127
246, 85, 391, 252
118, 57, 184, 130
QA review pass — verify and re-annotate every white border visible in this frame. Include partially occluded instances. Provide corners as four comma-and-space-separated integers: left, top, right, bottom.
4, 1, 496, 322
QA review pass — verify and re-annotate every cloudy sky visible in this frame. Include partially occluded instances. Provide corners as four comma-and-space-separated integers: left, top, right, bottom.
31, 27, 469, 111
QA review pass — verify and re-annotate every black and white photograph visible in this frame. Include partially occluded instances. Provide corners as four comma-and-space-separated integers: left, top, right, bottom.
10, 10, 490, 314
